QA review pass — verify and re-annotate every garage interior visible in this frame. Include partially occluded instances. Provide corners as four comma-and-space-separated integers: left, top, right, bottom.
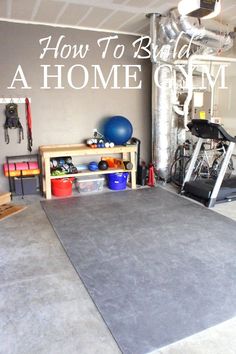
1, 1, 236, 353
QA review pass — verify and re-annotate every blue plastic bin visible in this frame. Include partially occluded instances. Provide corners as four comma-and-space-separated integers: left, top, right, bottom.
107, 172, 129, 190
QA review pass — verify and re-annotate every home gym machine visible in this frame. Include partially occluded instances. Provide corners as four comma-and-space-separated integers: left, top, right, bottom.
181, 119, 236, 208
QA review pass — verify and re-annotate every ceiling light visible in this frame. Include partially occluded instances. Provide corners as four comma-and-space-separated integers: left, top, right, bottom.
178, 0, 200, 17
202, 0, 221, 19
178, 0, 221, 19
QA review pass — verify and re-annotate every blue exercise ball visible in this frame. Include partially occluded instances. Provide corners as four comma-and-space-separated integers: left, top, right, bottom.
103, 116, 133, 145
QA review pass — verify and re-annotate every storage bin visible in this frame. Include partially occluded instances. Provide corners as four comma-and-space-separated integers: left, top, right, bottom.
75, 176, 104, 194
51, 178, 74, 197
107, 172, 129, 190
14, 176, 37, 195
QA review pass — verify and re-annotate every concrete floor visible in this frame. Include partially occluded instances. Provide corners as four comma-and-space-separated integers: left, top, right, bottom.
1, 190, 236, 354
214, 200, 236, 221
0, 196, 120, 354
163, 182, 236, 222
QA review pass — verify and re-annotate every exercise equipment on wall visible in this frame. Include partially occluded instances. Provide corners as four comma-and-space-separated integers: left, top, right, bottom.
1, 98, 33, 149
4, 102, 24, 144
25, 97, 33, 152
181, 119, 236, 208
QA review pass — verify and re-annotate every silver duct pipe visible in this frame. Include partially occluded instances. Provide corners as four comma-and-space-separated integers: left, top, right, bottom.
152, 64, 173, 180
150, 13, 177, 180
160, 9, 233, 54
150, 8, 233, 181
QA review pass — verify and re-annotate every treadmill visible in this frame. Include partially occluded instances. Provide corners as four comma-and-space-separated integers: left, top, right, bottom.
181, 119, 236, 208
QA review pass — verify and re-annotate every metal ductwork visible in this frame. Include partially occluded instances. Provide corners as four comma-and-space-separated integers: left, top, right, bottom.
162, 9, 233, 54
150, 8, 233, 181
151, 13, 176, 181
152, 64, 173, 181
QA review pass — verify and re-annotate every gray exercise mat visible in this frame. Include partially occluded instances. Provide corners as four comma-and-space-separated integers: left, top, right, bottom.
42, 188, 236, 354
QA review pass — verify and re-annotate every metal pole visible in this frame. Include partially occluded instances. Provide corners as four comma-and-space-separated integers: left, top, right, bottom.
208, 141, 235, 207
182, 138, 203, 190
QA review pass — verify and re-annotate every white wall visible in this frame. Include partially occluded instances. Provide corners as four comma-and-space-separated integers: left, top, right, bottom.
215, 64, 236, 138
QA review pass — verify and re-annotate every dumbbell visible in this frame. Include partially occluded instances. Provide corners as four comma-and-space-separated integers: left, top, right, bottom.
105, 142, 115, 148
123, 161, 133, 170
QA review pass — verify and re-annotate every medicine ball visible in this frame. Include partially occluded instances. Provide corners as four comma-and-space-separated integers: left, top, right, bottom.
103, 116, 133, 145
98, 160, 109, 171
88, 161, 98, 171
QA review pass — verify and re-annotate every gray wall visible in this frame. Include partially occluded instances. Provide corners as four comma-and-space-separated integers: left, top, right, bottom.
0, 21, 151, 191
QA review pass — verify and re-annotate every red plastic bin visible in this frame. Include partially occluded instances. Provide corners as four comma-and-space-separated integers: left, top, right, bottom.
51, 178, 74, 197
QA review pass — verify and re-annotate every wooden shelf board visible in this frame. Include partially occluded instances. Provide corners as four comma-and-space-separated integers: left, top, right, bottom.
0, 192, 11, 205
40, 144, 137, 158
50, 168, 130, 179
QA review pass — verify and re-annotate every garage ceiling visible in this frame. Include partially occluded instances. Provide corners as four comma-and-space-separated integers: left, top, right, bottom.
0, 0, 236, 35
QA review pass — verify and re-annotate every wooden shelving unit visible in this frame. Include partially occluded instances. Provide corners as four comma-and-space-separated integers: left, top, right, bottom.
39, 143, 137, 199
